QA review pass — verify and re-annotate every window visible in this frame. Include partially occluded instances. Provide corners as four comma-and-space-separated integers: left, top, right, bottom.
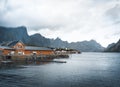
33, 51, 37, 55
18, 51, 24, 55
18, 45, 22, 48
10, 51, 15, 55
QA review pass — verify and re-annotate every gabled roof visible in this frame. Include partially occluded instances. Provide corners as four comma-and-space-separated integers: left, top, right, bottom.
0, 41, 53, 51
7, 41, 21, 47
1, 40, 24, 47
25, 46, 52, 51
1, 41, 13, 46
0, 46, 14, 50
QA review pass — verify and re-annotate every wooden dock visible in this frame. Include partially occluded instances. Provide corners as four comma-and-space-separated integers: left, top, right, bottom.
0, 54, 69, 67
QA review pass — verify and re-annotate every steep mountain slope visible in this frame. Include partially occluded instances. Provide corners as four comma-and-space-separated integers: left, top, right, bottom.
105, 39, 120, 52
29, 33, 50, 47
68, 40, 104, 52
0, 26, 30, 44
50, 39, 104, 52
0, 26, 104, 52
50, 37, 69, 48
0, 26, 50, 47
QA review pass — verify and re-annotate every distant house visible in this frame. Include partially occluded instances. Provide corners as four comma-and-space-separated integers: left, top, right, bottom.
0, 41, 54, 56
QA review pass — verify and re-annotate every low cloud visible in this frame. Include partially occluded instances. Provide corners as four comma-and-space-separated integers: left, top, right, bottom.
0, 0, 120, 47
106, 4, 120, 24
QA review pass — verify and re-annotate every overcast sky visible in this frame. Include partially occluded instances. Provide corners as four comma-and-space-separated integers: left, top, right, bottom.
0, 0, 120, 47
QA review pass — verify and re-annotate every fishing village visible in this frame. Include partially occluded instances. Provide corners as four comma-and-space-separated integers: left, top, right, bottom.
0, 40, 80, 68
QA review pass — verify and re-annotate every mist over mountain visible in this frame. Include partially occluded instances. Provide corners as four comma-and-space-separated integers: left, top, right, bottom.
0, 26, 104, 52
105, 39, 120, 52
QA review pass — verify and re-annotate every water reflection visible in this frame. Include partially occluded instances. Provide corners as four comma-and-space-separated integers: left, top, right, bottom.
0, 52, 120, 87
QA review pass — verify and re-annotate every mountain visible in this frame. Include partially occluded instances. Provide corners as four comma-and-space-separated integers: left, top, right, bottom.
29, 33, 50, 47
0, 26, 30, 44
0, 26, 104, 52
50, 38, 104, 52
68, 40, 104, 52
105, 39, 120, 52
0, 26, 50, 47
50, 37, 69, 48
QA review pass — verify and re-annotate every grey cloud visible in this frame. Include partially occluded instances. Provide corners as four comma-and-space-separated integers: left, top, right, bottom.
106, 4, 120, 23
113, 32, 120, 36
0, 0, 120, 46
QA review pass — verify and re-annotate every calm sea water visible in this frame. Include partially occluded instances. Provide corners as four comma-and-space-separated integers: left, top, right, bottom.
0, 52, 120, 87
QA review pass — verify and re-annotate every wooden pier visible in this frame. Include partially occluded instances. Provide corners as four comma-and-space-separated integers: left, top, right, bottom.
0, 54, 69, 67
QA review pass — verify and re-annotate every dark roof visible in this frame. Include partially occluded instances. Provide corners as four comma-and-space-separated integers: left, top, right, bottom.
0, 46, 52, 51
25, 46, 52, 51
0, 41, 53, 51
1, 41, 13, 46
7, 41, 20, 47
1, 40, 24, 47
0, 46, 14, 50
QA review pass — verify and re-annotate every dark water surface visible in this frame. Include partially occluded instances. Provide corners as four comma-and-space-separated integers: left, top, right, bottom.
0, 52, 120, 87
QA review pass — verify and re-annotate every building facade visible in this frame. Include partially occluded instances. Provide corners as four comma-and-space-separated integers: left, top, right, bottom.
0, 41, 54, 56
